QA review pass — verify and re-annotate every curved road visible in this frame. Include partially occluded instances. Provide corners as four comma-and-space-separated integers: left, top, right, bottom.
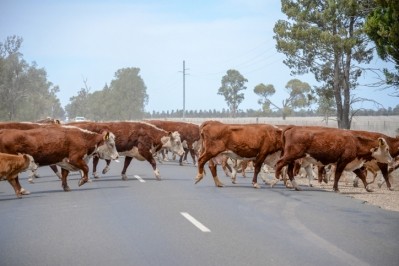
1, 158, 398, 266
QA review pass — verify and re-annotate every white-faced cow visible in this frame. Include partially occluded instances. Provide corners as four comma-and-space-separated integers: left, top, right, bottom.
0, 153, 38, 198
275, 126, 393, 192
195, 120, 284, 188
145, 120, 200, 165
0, 126, 119, 192
68, 121, 185, 180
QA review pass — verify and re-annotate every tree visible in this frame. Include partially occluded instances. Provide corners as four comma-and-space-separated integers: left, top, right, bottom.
274, 0, 374, 129
365, 0, 399, 93
65, 78, 91, 119
254, 83, 275, 114
218, 69, 248, 118
0, 35, 64, 121
254, 79, 313, 119
108, 67, 148, 120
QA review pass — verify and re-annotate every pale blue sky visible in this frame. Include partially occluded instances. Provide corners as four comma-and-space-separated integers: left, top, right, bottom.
1, 0, 397, 113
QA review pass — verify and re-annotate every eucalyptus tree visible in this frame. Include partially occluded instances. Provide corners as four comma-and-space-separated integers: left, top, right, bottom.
218, 69, 248, 118
274, 0, 374, 129
254, 79, 313, 119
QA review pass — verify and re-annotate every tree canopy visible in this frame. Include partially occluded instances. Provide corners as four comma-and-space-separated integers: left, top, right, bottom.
274, 0, 374, 129
365, 0, 399, 92
65, 67, 149, 121
218, 69, 248, 118
0, 35, 64, 121
254, 79, 313, 119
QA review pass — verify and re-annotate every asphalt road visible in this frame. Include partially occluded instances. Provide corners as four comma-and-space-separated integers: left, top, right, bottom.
1, 158, 399, 266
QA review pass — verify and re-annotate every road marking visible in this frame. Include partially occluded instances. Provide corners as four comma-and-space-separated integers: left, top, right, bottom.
134, 175, 145, 183
180, 212, 211, 232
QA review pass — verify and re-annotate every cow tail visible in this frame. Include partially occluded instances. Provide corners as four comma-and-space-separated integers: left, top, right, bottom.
280, 125, 295, 157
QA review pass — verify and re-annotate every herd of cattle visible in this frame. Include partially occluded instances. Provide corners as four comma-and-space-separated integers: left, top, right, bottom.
0, 118, 398, 198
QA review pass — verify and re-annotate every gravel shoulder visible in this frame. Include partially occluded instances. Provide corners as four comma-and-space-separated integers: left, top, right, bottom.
294, 169, 399, 212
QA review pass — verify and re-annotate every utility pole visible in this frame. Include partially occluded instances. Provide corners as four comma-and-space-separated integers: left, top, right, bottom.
181, 60, 189, 119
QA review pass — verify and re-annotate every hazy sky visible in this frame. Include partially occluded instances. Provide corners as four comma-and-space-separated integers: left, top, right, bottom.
1, 0, 397, 113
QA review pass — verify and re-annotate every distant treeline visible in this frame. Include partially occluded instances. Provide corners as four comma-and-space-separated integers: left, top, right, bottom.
145, 105, 399, 119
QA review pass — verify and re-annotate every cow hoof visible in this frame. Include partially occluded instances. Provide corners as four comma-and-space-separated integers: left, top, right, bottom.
378, 182, 383, 188
102, 166, 110, 174
194, 174, 203, 184
366, 186, 374, 192
93, 172, 100, 179
78, 178, 88, 187
63, 186, 71, 192
122, 174, 128, 181
20, 188, 30, 195
28, 177, 34, 184
216, 183, 224, 187
353, 181, 359, 187
252, 183, 261, 189
388, 187, 394, 191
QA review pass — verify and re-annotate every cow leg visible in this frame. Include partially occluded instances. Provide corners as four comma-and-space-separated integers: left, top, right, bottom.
332, 163, 349, 192
102, 159, 111, 174
49, 164, 61, 179
121, 156, 133, 180
195, 151, 223, 186
7, 175, 23, 198
208, 159, 224, 187
252, 158, 270, 189
353, 168, 374, 192
92, 156, 100, 178
139, 148, 162, 180
60, 168, 71, 191
189, 148, 197, 166
377, 163, 393, 190
287, 162, 301, 191
304, 165, 314, 187
317, 166, 328, 184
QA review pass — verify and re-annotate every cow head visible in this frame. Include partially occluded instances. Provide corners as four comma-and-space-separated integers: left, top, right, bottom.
161, 131, 185, 157
22, 154, 38, 171
96, 131, 119, 160
371, 137, 393, 165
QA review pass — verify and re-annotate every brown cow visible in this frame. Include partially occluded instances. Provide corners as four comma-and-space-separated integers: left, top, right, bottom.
0, 126, 119, 192
68, 121, 185, 180
0, 153, 38, 198
195, 121, 283, 188
145, 120, 200, 165
275, 126, 393, 192
0, 121, 62, 180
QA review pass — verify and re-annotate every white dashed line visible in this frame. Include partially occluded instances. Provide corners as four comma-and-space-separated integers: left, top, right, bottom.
134, 175, 145, 183
180, 212, 211, 232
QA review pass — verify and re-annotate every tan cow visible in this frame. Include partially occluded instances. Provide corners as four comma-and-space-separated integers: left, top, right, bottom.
0, 153, 38, 198
0, 126, 119, 192
68, 121, 185, 180
195, 121, 283, 188
275, 126, 393, 192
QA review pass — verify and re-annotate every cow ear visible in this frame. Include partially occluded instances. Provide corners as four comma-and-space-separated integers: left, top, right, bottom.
103, 131, 110, 140
378, 137, 386, 147
168, 131, 172, 137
